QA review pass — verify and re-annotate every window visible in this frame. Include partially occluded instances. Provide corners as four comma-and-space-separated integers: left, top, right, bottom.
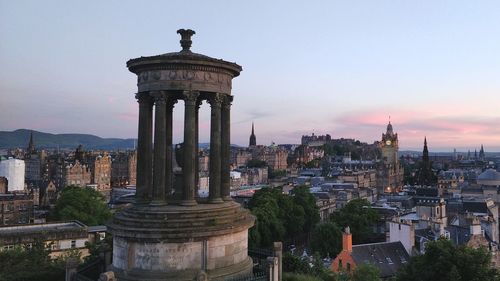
338, 259, 342, 269
346, 263, 351, 272
71, 240, 76, 248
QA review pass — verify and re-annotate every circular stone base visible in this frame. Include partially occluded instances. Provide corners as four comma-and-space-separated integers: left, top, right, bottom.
107, 201, 255, 280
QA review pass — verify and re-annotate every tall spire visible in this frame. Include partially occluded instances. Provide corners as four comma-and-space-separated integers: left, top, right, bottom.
423, 137, 429, 161
249, 122, 256, 147
418, 137, 434, 186
479, 144, 485, 160
386, 120, 393, 135
27, 131, 36, 154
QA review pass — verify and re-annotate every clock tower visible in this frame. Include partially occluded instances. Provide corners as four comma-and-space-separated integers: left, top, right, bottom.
377, 121, 404, 193
381, 121, 399, 166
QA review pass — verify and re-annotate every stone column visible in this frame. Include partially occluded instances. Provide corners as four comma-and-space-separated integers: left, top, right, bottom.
221, 95, 233, 201
273, 242, 283, 281
181, 90, 199, 206
135, 92, 153, 203
194, 99, 202, 199
165, 97, 177, 198
152, 91, 167, 204
266, 257, 279, 281
208, 93, 223, 203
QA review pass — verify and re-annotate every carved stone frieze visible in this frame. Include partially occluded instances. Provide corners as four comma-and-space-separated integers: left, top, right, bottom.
137, 70, 233, 94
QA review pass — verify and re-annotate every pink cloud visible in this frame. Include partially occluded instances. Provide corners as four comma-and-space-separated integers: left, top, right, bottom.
332, 109, 500, 150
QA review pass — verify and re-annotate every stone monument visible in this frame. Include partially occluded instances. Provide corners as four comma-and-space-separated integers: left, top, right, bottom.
108, 29, 255, 280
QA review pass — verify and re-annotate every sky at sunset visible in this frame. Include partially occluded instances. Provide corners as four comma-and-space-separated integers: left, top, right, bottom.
1, 1, 500, 151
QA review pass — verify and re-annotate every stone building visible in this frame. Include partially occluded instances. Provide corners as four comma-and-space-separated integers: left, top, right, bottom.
198, 150, 210, 173
0, 177, 7, 194
0, 193, 34, 225
46, 155, 66, 189
301, 133, 331, 147
64, 160, 91, 187
293, 145, 325, 165
107, 29, 254, 280
90, 153, 112, 190
0, 221, 89, 258
24, 132, 45, 182
376, 122, 404, 193
338, 170, 377, 188
232, 167, 268, 187
231, 149, 252, 168
111, 151, 137, 187
251, 146, 288, 171
40, 181, 58, 207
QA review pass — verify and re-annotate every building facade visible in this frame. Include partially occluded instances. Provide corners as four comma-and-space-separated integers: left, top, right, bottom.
377, 122, 404, 193
0, 158, 25, 192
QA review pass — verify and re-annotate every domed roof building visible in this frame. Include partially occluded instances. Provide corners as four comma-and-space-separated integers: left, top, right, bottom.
477, 169, 500, 186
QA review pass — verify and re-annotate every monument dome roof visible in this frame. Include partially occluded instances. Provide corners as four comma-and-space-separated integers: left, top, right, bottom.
478, 169, 500, 180
477, 169, 500, 185
127, 29, 242, 77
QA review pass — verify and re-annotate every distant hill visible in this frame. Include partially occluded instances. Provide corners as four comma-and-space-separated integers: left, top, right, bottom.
0, 129, 136, 150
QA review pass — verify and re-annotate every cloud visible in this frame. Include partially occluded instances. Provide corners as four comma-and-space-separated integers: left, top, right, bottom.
233, 109, 275, 125
331, 109, 500, 150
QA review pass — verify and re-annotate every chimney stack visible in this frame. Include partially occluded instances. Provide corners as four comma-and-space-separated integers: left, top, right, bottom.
342, 226, 352, 252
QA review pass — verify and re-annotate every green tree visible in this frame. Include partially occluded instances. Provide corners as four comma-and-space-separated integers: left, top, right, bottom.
310, 222, 342, 258
283, 252, 312, 275
248, 186, 320, 248
278, 195, 306, 238
51, 186, 112, 226
352, 263, 381, 281
0, 239, 66, 281
248, 188, 285, 247
291, 185, 320, 233
395, 238, 500, 281
331, 199, 379, 244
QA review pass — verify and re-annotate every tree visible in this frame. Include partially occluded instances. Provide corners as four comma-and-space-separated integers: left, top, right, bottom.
248, 188, 285, 248
51, 186, 112, 226
291, 185, 320, 233
310, 222, 342, 258
248, 186, 320, 248
0, 239, 66, 281
396, 238, 500, 281
352, 263, 381, 281
331, 199, 379, 244
283, 252, 313, 275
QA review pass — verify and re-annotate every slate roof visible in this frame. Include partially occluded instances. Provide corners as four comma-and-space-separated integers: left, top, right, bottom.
446, 225, 471, 246
351, 241, 410, 278
462, 201, 488, 214
415, 188, 439, 197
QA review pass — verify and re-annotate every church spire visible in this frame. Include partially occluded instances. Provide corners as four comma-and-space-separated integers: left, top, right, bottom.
27, 131, 36, 154
418, 137, 435, 186
249, 122, 256, 147
479, 144, 485, 160
423, 137, 429, 162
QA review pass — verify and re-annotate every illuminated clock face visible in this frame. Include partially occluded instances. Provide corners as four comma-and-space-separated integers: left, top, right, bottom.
385, 140, 392, 145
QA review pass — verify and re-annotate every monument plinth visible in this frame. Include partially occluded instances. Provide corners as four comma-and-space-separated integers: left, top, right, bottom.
108, 29, 255, 281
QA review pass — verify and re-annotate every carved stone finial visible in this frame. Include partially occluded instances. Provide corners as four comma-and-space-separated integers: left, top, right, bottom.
177, 29, 196, 52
